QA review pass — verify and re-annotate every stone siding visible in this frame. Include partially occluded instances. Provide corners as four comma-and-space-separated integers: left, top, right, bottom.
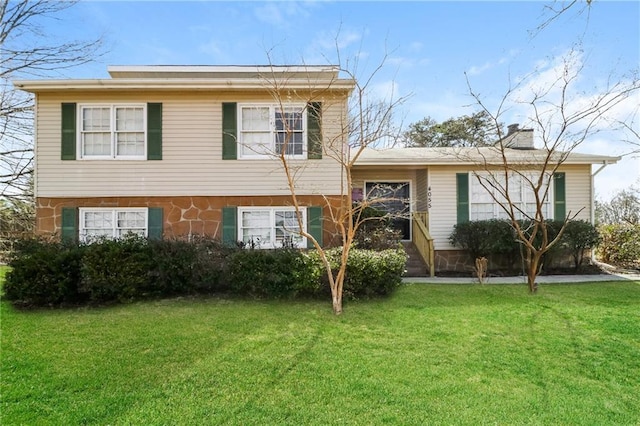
36, 195, 343, 245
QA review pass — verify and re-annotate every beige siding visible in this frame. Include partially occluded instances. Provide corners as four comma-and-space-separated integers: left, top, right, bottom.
428, 164, 593, 250
35, 91, 346, 197
563, 164, 592, 221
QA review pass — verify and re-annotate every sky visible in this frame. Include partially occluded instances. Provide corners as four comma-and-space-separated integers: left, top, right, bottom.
24, 0, 640, 200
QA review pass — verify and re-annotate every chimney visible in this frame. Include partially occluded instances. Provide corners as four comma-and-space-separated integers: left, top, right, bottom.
503, 123, 534, 149
507, 123, 520, 135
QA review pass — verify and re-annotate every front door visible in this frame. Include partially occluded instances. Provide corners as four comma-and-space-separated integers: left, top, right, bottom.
365, 182, 411, 239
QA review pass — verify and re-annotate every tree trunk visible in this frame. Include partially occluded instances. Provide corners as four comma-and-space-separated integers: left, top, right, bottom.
527, 252, 541, 293
332, 292, 343, 315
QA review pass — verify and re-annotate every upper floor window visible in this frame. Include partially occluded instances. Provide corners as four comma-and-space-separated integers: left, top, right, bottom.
238, 104, 306, 159
79, 104, 146, 160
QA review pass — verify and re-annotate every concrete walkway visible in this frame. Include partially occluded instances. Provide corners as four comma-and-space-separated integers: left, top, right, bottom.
403, 272, 640, 284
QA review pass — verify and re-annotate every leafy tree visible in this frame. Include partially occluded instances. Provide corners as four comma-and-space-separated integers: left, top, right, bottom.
403, 111, 499, 148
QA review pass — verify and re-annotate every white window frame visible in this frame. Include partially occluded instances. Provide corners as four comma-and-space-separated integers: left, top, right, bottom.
237, 207, 307, 249
469, 172, 552, 221
79, 207, 149, 242
237, 103, 307, 160
77, 104, 147, 160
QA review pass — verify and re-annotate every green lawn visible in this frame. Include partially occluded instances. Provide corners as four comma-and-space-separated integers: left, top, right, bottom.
1, 271, 639, 424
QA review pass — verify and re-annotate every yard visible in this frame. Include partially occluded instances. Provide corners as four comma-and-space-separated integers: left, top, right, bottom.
1, 265, 639, 424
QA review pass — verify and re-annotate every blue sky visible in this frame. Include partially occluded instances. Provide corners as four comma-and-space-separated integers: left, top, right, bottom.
34, 1, 640, 199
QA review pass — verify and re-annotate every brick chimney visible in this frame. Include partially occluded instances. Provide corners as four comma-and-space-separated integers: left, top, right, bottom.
503, 123, 534, 149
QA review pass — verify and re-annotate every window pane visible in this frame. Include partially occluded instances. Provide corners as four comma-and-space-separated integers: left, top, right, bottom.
275, 109, 303, 131
117, 211, 146, 229
85, 211, 112, 229
116, 107, 144, 131
275, 210, 302, 246
83, 133, 111, 156
241, 107, 270, 131
241, 132, 271, 156
82, 107, 110, 131
276, 132, 303, 155
241, 211, 271, 246
116, 132, 145, 156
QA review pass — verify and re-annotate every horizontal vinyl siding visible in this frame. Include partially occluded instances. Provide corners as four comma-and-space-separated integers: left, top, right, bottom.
428, 166, 462, 250
35, 91, 345, 197
562, 164, 591, 222
429, 164, 594, 250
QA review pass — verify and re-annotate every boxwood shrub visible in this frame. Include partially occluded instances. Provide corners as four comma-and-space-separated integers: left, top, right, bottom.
4, 236, 405, 307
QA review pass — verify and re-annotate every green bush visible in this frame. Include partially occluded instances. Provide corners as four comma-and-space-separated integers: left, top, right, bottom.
353, 206, 403, 251
227, 248, 321, 298
597, 224, 640, 267
560, 220, 600, 271
4, 238, 85, 307
313, 246, 407, 299
80, 235, 154, 303
450, 219, 518, 265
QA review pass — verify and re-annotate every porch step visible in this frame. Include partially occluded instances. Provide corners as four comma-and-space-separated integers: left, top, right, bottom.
402, 241, 430, 277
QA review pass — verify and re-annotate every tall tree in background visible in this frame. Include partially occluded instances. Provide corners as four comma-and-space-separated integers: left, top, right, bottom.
1, 0, 102, 202
403, 111, 499, 147
596, 186, 640, 225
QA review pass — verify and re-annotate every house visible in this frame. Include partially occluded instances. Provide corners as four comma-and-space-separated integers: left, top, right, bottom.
14, 66, 620, 275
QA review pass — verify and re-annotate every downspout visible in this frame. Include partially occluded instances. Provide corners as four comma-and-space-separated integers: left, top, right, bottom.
591, 161, 613, 224
591, 161, 614, 262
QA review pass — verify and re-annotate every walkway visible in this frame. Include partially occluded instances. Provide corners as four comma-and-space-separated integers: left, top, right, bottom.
403, 272, 640, 284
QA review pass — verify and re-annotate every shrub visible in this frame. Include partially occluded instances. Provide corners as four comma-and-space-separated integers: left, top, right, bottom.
226, 248, 321, 298
80, 235, 154, 303
560, 220, 600, 271
312, 246, 407, 299
148, 238, 198, 296
353, 206, 403, 250
190, 236, 236, 293
450, 219, 518, 267
597, 224, 640, 267
4, 238, 85, 306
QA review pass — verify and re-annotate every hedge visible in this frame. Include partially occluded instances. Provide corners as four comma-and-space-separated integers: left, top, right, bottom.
3, 237, 407, 307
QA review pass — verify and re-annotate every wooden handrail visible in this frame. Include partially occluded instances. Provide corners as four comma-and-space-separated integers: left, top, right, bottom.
412, 212, 435, 277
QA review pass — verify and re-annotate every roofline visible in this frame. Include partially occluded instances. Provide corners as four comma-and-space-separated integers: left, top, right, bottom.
353, 157, 621, 167
13, 78, 356, 93
107, 65, 340, 74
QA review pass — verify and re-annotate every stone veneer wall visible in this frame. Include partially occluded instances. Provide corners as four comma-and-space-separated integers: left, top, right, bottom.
37, 195, 343, 245
435, 249, 591, 274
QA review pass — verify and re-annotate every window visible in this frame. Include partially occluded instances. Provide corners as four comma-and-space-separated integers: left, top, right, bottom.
469, 172, 551, 221
238, 207, 306, 248
238, 104, 306, 158
79, 104, 146, 159
79, 208, 148, 241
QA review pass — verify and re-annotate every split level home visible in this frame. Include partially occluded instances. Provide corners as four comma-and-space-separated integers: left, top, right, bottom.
14, 65, 620, 275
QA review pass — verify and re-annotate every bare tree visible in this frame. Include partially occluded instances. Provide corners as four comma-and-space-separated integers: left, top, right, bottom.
255, 54, 407, 314
1, 0, 103, 202
464, 49, 639, 292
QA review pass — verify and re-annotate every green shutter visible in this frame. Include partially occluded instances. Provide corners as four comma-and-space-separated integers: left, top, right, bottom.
456, 173, 469, 224
222, 103, 237, 160
148, 207, 163, 240
554, 172, 566, 221
307, 206, 323, 248
61, 103, 76, 160
222, 206, 237, 245
61, 207, 77, 242
147, 103, 162, 160
307, 102, 322, 159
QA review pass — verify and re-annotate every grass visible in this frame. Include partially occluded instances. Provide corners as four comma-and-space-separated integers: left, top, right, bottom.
1, 270, 639, 424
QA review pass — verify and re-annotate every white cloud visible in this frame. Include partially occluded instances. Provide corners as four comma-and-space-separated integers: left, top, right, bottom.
253, 1, 313, 29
